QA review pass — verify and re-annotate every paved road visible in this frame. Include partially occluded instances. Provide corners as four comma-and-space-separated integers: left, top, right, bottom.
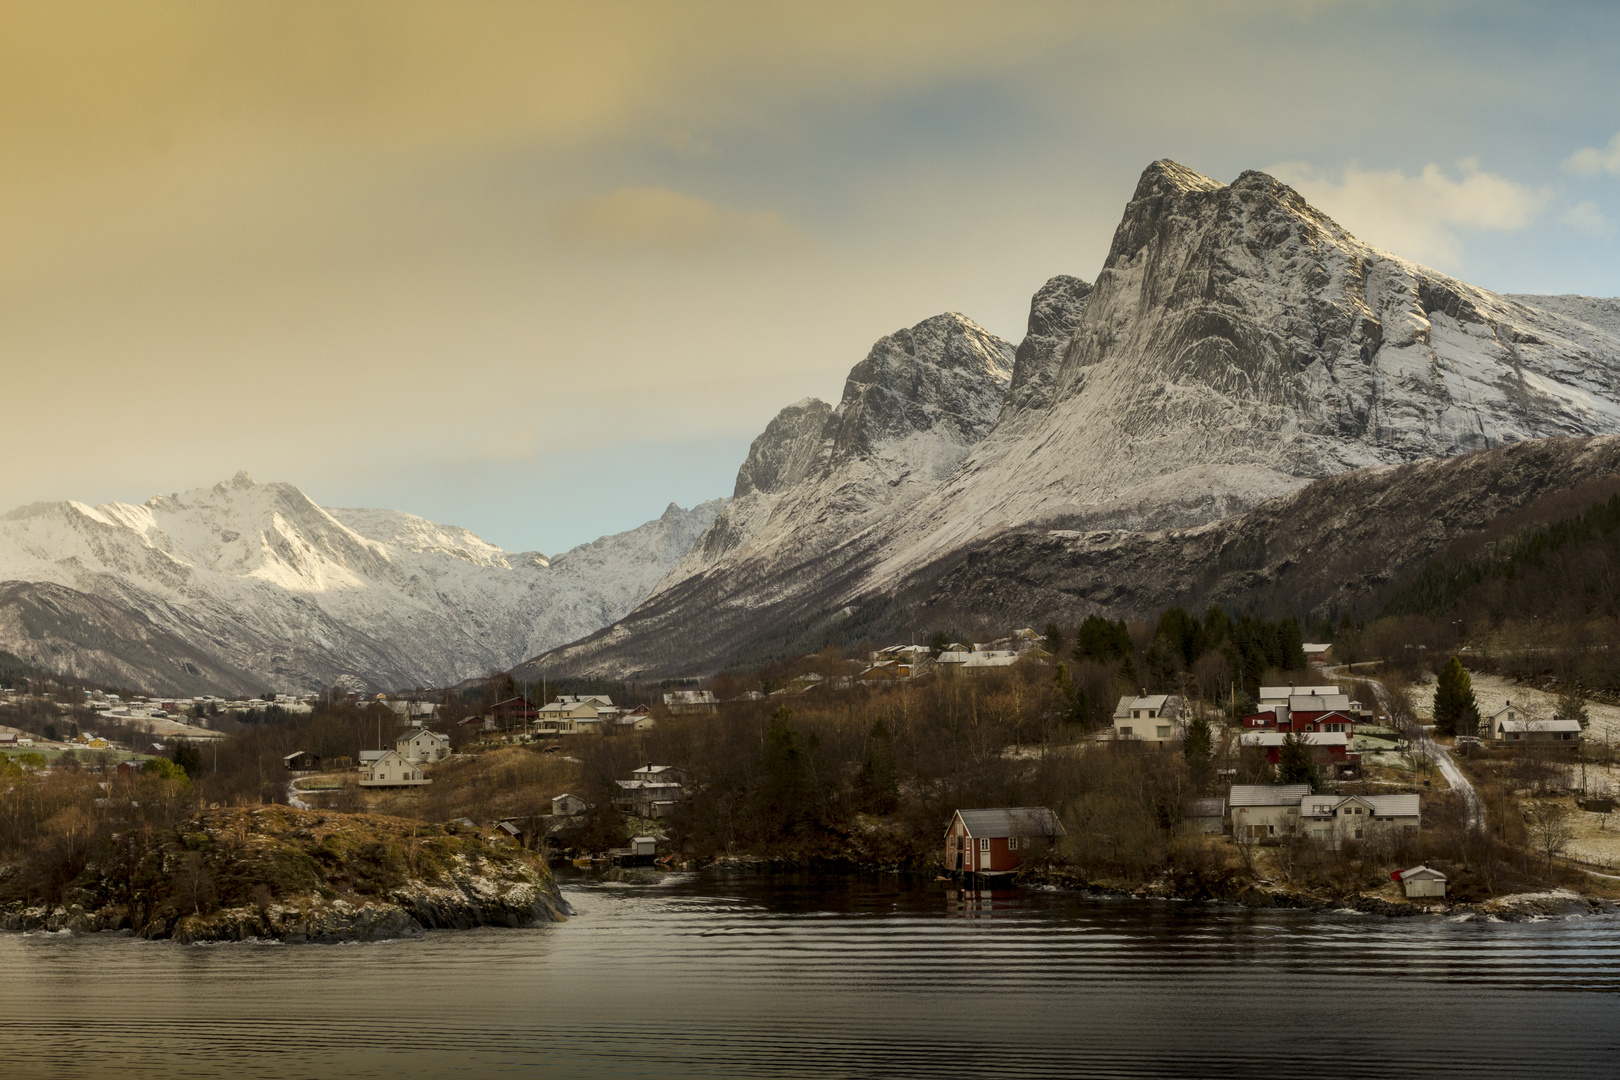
1329, 665, 1484, 832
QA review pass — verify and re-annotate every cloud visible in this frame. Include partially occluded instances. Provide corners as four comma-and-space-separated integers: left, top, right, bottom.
1561, 200, 1611, 236
1267, 159, 1550, 266
1565, 133, 1620, 175
549, 187, 807, 254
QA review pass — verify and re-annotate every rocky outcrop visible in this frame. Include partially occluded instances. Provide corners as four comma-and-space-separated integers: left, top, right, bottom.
0, 473, 724, 692
0, 806, 568, 943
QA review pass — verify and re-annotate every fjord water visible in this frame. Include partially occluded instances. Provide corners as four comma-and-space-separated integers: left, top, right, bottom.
4, 875, 1618, 1079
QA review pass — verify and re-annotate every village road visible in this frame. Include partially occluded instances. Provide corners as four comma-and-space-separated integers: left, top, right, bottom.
286, 773, 314, 811
1327, 665, 1484, 832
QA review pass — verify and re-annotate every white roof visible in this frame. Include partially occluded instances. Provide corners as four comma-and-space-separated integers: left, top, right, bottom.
1302, 793, 1420, 818
1114, 694, 1177, 718
1258, 685, 1338, 701
1399, 864, 1446, 881
359, 749, 388, 762
1289, 694, 1351, 712
1499, 717, 1582, 733
1238, 731, 1349, 747
1228, 784, 1311, 807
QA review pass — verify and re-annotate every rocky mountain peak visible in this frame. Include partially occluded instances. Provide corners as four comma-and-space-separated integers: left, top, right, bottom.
1003, 275, 1092, 414
826, 312, 1013, 463
733, 397, 834, 499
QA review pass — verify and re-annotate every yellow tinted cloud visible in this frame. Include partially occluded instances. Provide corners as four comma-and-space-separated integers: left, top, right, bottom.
551, 187, 805, 254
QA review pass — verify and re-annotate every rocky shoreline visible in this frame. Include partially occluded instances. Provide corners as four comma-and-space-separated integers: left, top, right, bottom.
0, 806, 569, 944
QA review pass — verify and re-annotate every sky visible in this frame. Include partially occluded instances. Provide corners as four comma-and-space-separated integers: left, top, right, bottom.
4, 1, 1619, 555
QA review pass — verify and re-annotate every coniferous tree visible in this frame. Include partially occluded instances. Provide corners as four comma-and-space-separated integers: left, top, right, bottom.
1053, 663, 1088, 725
1277, 732, 1316, 789
1432, 656, 1480, 737
171, 741, 203, 780
852, 718, 899, 814
1183, 713, 1214, 790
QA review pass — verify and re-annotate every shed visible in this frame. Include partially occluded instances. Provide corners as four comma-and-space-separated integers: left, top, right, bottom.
1396, 864, 1447, 899
944, 807, 1065, 876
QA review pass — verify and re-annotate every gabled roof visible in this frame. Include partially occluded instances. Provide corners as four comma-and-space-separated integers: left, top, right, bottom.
1228, 784, 1311, 807
1399, 864, 1446, 881
359, 749, 388, 762
1238, 731, 1349, 747
946, 807, 1065, 839
1499, 717, 1582, 733
1258, 685, 1338, 701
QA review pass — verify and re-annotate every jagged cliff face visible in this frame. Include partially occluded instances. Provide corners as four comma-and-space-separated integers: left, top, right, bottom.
0, 473, 724, 692
649, 312, 1014, 597
872, 161, 1620, 581
530, 160, 1620, 678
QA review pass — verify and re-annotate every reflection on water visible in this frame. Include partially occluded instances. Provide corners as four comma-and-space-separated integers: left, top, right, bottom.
3, 872, 1619, 1079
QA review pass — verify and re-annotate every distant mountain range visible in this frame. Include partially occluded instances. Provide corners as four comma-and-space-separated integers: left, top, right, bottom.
0, 473, 722, 694
11, 158, 1620, 693
521, 160, 1620, 679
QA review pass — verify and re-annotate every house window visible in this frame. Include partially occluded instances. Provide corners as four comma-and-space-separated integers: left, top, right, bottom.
979, 838, 990, 852
1007, 836, 1018, 851
1156, 726, 1171, 739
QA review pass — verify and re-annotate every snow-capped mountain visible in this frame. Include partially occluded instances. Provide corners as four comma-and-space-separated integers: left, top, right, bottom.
0, 472, 723, 693
528, 160, 1620, 678
513, 313, 1014, 681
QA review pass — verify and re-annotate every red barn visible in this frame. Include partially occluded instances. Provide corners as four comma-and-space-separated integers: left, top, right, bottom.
944, 807, 1065, 878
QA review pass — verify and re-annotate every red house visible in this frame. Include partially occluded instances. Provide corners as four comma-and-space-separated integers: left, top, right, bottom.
944, 807, 1065, 878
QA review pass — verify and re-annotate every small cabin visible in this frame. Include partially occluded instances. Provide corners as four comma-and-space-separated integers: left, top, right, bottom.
944, 807, 1064, 877
552, 793, 587, 817
1396, 864, 1447, 899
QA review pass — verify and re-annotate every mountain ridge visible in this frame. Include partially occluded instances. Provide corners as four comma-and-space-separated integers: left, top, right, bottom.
525, 159, 1620, 678
0, 474, 725, 694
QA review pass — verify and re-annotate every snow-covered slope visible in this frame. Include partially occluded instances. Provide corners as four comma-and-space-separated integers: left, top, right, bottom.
0, 471, 723, 692
872, 161, 1620, 582
650, 312, 1014, 598
531, 160, 1620, 678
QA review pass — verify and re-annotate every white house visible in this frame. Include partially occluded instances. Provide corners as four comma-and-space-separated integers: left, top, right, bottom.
1111, 694, 1186, 745
1298, 793, 1421, 845
552, 793, 587, 817
1229, 784, 1312, 839
394, 728, 451, 764
358, 749, 430, 787
1482, 702, 1582, 743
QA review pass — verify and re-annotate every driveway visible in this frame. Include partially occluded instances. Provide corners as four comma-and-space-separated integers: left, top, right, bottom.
1328, 665, 1484, 832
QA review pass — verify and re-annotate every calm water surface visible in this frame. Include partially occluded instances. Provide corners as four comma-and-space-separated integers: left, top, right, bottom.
2, 873, 1618, 1079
